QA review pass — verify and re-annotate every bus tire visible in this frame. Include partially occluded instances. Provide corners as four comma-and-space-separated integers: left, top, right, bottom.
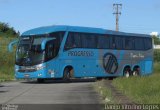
37, 78, 44, 83
63, 68, 71, 82
70, 69, 74, 78
124, 71, 130, 78
123, 67, 131, 78
132, 68, 140, 76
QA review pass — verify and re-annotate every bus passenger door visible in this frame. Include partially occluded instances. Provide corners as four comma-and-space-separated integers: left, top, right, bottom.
45, 40, 60, 78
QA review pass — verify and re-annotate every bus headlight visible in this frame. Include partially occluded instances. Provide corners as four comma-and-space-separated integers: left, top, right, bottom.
36, 64, 46, 70
15, 68, 19, 72
15, 66, 19, 72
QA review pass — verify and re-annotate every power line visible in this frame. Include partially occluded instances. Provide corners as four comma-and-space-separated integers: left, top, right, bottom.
113, 3, 122, 31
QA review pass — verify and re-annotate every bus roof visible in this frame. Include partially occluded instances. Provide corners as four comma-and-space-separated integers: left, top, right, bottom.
22, 25, 150, 37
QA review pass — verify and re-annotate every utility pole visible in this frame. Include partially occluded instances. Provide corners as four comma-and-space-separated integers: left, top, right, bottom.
113, 4, 122, 31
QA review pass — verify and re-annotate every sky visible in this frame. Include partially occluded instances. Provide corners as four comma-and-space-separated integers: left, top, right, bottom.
0, 0, 160, 35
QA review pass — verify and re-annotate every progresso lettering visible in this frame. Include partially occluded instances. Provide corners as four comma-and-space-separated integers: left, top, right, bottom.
68, 51, 94, 57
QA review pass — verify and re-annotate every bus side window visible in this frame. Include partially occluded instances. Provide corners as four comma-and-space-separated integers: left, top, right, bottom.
73, 33, 81, 48
81, 33, 96, 48
87, 34, 96, 48
50, 32, 65, 51
45, 40, 55, 60
97, 35, 110, 49
115, 36, 123, 49
124, 37, 133, 50
64, 33, 74, 50
144, 38, 152, 50
110, 36, 116, 49
134, 37, 145, 50
64, 32, 82, 50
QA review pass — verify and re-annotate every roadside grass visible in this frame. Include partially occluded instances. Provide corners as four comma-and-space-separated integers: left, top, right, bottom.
93, 80, 115, 104
0, 64, 14, 82
112, 62, 160, 104
94, 63, 160, 104
0, 37, 16, 82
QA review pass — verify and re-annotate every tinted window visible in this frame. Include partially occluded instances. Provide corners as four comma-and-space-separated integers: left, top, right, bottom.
45, 40, 59, 61
97, 35, 110, 49
81, 34, 96, 48
65, 32, 97, 50
115, 36, 123, 49
64, 33, 74, 50
134, 37, 145, 50
50, 32, 65, 50
74, 33, 81, 48
124, 37, 134, 50
46, 41, 54, 60
64, 32, 151, 51
33, 37, 44, 45
144, 38, 152, 50
64, 33, 82, 50
110, 36, 116, 49
110, 35, 123, 49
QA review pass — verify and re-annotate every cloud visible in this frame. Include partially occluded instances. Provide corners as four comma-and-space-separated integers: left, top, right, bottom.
150, 32, 159, 36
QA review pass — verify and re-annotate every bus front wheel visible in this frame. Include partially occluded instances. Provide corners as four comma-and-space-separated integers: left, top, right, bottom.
63, 68, 71, 82
37, 78, 44, 83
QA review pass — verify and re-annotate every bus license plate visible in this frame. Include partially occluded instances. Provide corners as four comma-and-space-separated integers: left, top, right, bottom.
24, 74, 30, 78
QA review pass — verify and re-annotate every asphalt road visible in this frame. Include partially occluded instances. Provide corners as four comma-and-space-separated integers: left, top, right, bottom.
0, 79, 103, 110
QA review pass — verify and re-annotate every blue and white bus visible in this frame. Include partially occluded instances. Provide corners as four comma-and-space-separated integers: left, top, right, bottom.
10, 25, 153, 82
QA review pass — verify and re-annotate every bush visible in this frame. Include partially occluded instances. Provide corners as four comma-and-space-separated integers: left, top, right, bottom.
154, 49, 160, 62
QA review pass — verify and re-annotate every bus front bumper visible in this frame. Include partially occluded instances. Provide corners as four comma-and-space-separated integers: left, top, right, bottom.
15, 69, 47, 79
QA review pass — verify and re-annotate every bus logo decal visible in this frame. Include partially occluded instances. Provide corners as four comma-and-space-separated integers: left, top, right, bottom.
68, 51, 94, 57
103, 53, 118, 74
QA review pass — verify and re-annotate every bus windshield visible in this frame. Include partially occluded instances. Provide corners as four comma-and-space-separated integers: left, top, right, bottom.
16, 32, 64, 66
16, 36, 45, 66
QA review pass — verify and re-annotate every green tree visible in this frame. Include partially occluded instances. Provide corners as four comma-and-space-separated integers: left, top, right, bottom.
0, 22, 19, 38
152, 35, 160, 45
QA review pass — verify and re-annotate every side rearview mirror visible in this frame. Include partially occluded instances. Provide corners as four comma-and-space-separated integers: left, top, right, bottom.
8, 40, 18, 52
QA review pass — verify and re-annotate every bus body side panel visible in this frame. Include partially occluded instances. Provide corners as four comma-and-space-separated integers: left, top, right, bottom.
45, 58, 61, 78
98, 49, 132, 77
60, 48, 153, 78
144, 60, 153, 75
131, 49, 153, 75
60, 50, 101, 78
61, 49, 127, 78
15, 49, 153, 79
144, 49, 153, 75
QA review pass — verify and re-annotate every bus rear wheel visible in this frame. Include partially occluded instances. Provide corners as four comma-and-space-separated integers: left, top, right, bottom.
123, 67, 131, 78
124, 71, 130, 78
132, 69, 140, 76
